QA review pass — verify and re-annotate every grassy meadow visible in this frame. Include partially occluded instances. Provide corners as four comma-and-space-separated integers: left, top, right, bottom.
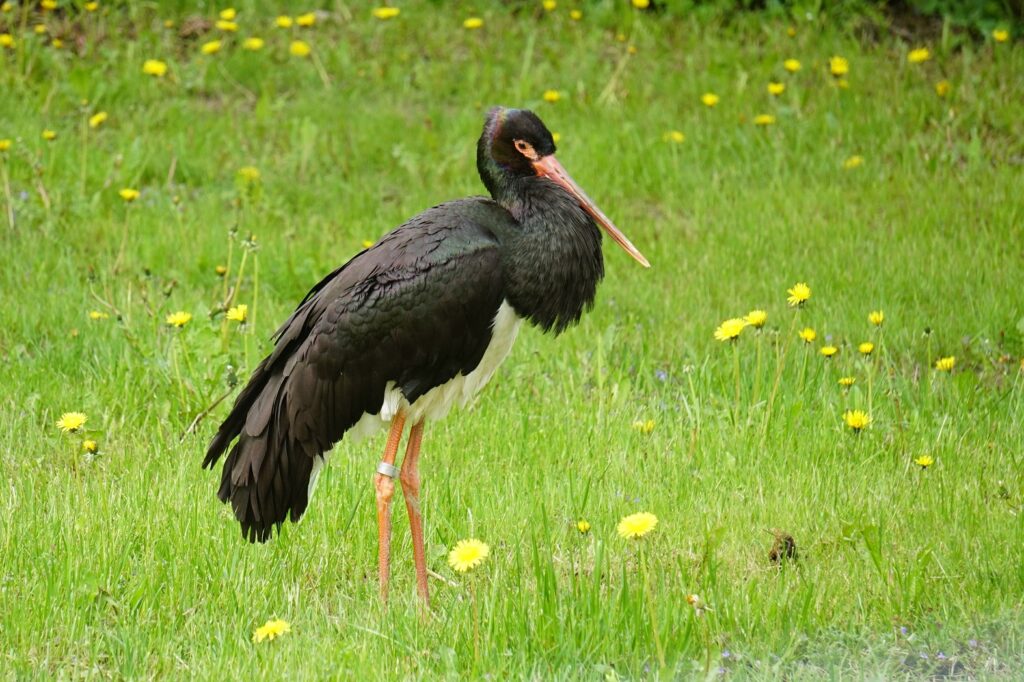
2, 1, 1024, 678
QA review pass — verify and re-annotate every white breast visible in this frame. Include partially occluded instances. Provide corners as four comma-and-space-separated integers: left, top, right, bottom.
307, 300, 522, 500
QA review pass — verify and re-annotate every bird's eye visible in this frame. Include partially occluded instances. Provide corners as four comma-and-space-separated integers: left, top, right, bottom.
513, 139, 539, 161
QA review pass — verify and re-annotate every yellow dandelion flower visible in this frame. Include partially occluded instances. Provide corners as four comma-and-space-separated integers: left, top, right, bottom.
226, 304, 248, 322
242, 37, 264, 51
843, 155, 864, 169
858, 342, 874, 355
0, 34, 14, 49
275, 15, 294, 28
632, 0, 650, 7
753, 114, 776, 126
843, 409, 870, 431
551, 132, 561, 143
88, 111, 108, 128
215, 20, 238, 32
82, 439, 98, 453
201, 40, 222, 55
166, 311, 192, 328
289, 40, 310, 57
784, 58, 801, 72
215, 264, 228, 276
447, 538, 489, 573
576, 520, 591, 534
56, 412, 87, 432
701, 93, 720, 108
570, 9, 582, 20
463, 17, 483, 29
143, 59, 168, 77
829, 56, 849, 77
88, 310, 109, 320
907, 47, 931, 64
631, 419, 655, 434
41, 0, 56, 9
542, 0, 557, 11
665, 130, 685, 143
617, 511, 658, 539
543, 89, 561, 103
219, 8, 236, 21
993, 29, 1009, 43
838, 376, 856, 387
252, 618, 291, 643
914, 455, 934, 469
237, 166, 260, 182
714, 317, 747, 342
1, 2, 12, 12
745, 309, 767, 328
84, 1, 99, 10
868, 310, 884, 326
163, 20, 175, 28
768, 81, 785, 95
786, 282, 811, 307
798, 327, 816, 343
820, 345, 838, 358
118, 188, 140, 202
42, 130, 57, 141
51, 38, 64, 49
371, 7, 399, 20
296, 12, 317, 26
0, 139, 11, 152
935, 356, 955, 372
37, 26, 50, 36
935, 80, 952, 97
361, 239, 374, 249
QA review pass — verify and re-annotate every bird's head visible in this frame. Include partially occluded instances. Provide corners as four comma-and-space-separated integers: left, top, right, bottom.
477, 107, 649, 268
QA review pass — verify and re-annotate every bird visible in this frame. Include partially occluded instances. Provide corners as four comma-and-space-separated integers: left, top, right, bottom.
203, 106, 649, 605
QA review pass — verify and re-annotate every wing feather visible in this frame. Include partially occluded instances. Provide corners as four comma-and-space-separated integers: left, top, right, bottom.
204, 198, 517, 542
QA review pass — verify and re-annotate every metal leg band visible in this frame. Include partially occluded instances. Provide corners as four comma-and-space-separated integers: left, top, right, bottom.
376, 461, 400, 479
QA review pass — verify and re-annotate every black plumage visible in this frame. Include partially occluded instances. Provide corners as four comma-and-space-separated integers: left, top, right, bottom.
204, 107, 641, 544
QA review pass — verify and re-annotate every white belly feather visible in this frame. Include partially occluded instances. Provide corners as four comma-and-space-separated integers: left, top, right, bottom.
307, 300, 522, 500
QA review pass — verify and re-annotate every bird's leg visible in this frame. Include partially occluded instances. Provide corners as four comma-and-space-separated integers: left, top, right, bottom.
374, 411, 406, 602
400, 420, 429, 606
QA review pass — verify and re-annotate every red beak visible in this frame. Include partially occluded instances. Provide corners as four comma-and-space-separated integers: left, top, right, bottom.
532, 155, 650, 268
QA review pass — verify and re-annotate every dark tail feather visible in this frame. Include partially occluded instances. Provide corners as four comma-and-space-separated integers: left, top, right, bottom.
203, 362, 316, 544
214, 431, 314, 543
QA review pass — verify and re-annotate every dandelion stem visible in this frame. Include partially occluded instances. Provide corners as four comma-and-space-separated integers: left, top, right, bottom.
798, 339, 809, 390
867, 351, 875, 419
732, 342, 741, 428
471, 575, 480, 667
220, 230, 235, 353
752, 333, 764, 407
79, 113, 87, 197
221, 248, 249, 353
685, 365, 701, 434
1, 158, 14, 230
171, 336, 186, 409
113, 205, 132, 274
642, 546, 666, 669
250, 252, 259, 368
763, 313, 799, 437
311, 49, 332, 89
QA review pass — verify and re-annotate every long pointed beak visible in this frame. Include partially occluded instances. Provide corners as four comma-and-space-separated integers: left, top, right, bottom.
532, 155, 650, 268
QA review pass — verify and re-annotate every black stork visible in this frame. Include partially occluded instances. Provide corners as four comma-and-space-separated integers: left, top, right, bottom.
203, 107, 649, 605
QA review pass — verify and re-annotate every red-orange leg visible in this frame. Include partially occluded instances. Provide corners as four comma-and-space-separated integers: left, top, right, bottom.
374, 412, 406, 602
400, 420, 429, 606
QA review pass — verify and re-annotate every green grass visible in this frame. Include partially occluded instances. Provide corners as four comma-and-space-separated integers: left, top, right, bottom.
2, 2, 1023, 678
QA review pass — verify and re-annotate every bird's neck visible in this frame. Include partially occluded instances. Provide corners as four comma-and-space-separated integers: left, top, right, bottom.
494, 177, 605, 335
